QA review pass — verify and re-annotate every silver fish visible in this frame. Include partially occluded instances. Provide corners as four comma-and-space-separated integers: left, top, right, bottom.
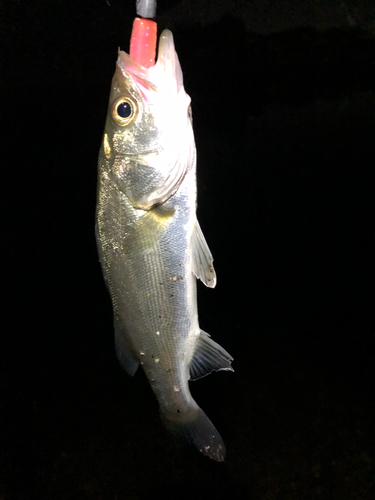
96, 29, 233, 461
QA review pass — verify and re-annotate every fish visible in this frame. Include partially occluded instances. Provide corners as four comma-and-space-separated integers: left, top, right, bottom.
95, 29, 233, 461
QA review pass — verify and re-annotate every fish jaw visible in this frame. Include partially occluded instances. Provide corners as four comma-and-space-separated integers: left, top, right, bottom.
117, 29, 185, 101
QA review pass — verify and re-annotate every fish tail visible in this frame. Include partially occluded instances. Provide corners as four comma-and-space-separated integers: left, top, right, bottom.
161, 404, 226, 462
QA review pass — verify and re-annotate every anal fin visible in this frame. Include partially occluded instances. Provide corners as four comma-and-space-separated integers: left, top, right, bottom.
189, 330, 233, 381
114, 322, 139, 376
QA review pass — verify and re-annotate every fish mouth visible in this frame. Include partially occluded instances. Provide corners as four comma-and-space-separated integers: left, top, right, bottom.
117, 29, 184, 97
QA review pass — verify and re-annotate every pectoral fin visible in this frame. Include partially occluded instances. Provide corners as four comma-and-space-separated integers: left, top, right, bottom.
189, 330, 233, 381
190, 220, 216, 288
123, 205, 175, 257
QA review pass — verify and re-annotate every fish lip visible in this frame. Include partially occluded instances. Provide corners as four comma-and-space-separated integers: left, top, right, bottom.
116, 51, 156, 90
117, 29, 184, 97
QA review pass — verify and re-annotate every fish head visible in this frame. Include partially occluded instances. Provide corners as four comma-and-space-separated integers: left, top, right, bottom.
101, 29, 194, 210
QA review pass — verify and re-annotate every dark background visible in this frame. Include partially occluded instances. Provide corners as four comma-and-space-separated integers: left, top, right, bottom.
1, 0, 374, 498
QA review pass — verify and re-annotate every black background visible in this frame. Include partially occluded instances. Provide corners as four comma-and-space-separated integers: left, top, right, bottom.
1, 1, 374, 498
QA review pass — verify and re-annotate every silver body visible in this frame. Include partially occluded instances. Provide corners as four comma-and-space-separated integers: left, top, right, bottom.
96, 30, 232, 461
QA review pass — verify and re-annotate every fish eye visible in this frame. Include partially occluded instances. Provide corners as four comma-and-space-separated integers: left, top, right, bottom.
112, 96, 137, 126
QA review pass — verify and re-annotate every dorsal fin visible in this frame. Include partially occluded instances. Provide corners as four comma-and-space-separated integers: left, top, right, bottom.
189, 330, 233, 381
190, 220, 217, 288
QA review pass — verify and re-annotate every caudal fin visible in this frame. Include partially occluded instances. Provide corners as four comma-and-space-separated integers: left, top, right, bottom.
162, 405, 226, 462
